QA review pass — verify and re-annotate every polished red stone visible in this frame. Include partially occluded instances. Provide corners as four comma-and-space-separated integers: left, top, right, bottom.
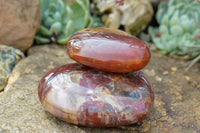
38, 63, 154, 127
67, 28, 151, 73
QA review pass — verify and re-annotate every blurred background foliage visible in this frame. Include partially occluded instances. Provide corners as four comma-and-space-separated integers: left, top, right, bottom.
149, 0, 200, 71
149, 0, 200, 59
35, 0, 101, 45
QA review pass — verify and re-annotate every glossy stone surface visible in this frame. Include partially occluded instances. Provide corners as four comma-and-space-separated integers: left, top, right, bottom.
38, 63, 154, 127
67, 28, 151, 73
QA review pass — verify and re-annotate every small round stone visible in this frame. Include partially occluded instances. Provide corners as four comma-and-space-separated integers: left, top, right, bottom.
67, 28, 151, 73
38, 63, 154, 127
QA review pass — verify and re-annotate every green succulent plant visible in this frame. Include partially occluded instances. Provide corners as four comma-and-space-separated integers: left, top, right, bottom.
0, 45, 24, 91
35, 0, 101, 45
149, 0, 200, 58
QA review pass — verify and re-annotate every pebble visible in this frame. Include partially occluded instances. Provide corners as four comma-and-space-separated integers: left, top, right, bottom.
155, 76, 162, 82
171, 67, 177, 72
163, 71, 169, 75
67, 28, 151, 73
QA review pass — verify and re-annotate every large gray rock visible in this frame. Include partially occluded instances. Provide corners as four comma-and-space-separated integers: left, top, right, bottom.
0, 44, 199, 132
0, 0, 41, 52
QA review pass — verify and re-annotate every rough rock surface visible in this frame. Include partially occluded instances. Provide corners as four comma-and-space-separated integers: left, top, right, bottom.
0, 0, 41, 52
0, 44, 200, 132
0, 45, 24, 91
93, 0, 153, 35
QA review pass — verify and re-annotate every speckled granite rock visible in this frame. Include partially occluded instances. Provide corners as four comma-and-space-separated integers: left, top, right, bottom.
0, 44, 199, 132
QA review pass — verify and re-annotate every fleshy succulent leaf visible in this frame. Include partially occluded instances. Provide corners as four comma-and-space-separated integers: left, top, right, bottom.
50, 22, 62, 34
57, 35, 71, 45
35, 35, 51, 43
38, 25, 53, 36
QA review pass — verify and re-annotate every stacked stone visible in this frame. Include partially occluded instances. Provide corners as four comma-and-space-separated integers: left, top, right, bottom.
38, 28, 154, 127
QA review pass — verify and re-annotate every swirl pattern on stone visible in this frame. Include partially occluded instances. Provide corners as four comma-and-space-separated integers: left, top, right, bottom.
38, 63, 154, 127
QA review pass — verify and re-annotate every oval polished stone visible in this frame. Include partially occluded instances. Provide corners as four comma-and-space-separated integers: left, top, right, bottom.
38, 63, 154, 127
67, 28, 151, 73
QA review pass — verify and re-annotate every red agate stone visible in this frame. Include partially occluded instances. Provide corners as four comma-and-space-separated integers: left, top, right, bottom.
67, 28, 151, 73
38, 63, 154, 127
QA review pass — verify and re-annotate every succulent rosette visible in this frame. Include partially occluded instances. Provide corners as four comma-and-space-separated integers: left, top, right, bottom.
35, 0, 101, 45
149, 0, 200, 58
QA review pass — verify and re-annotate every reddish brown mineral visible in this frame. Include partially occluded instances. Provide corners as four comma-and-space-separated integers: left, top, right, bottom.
67, 28, 151, 73
38, 64, 154, 127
